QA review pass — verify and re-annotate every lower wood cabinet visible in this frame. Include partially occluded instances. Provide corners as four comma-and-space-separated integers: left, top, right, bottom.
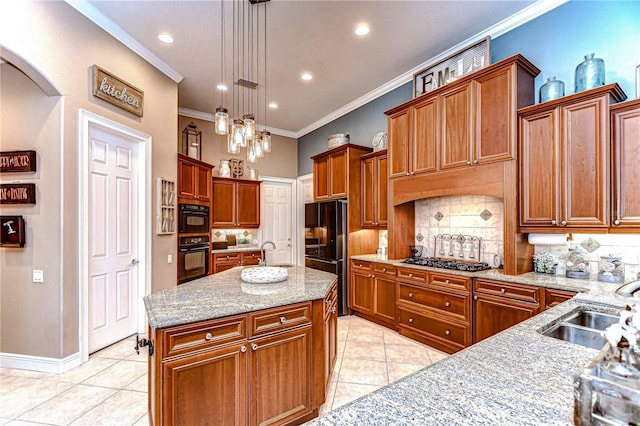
473, 279, 542, 343
349, 260, 396, 327
543, 288, 576, 309
212, 250, 261, 274
323, 283, 338, 389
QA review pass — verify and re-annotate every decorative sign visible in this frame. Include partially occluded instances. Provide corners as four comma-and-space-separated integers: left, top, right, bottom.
0, 150, 36, 173
0, 216, 26, 247
0, 183, 36, 204
92, 65, 144, 117
413, 37, 491, 97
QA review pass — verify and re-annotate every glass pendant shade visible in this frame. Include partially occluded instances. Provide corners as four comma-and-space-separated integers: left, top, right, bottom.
214, 106, 229, 135
243, 114, 255, 141
262, 131, 271, 153
254, 135, 264, 158
227, 131, 240, 154
232, 119, 246, 148
246, 142, 257, 163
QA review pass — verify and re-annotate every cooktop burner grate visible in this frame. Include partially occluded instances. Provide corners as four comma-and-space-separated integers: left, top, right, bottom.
402, 257, 491, 272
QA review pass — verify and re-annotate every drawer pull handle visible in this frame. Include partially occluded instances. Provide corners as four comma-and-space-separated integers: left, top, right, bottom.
408, 292, 414, 298
280, 316, 286, 324
500, 288, 506, 293
205, 332, 213, 341
445, 279, 450, 284
408, 273, 413, 277
445, 330, 451, 335
408, 318, 414, 323
241, 345, 247, 353
252, 343, 258, 351
445, 302, 450, 307
382, 268, 387, 272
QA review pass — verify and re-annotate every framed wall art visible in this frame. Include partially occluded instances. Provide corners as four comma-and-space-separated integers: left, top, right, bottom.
1, 216, 26, 247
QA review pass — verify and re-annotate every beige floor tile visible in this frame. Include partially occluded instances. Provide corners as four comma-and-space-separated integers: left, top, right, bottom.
17, 384, 116, 425
318, 381, 337, 415
0, 418, 11, 426
383, 329, 424, 346
0, 369, 52, 380
337, 358, 388, 386
384, 344, 430, 365
69, 390, 147, 426
0, 379, 73, 419
0, 376, 37, 396
4, 420, 55, 425
125, 374, 148, 393
331, 382, 381, 410
342, 341, 386, 361
90, 338, 138, 360
331, 355, 343, 381
43, 358, 118, 384
427, 349, 449, 364
345, 327, 384, 344
387, 362, 427, 383
82, 360, 147, 389
133, 414, 149, 425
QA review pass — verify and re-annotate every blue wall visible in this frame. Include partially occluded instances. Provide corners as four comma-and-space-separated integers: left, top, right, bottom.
297, 0, 640, 176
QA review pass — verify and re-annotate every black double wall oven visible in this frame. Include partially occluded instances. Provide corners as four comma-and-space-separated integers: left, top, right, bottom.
178, 203, 210, 284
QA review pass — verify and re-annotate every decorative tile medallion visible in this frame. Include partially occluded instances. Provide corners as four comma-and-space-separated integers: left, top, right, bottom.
416, 233, 424, 242
580, 237, 601, 253
214, 231, 222, 238
434, 211, 444, 222
243, 230, 250, 237
480, 209, 493, 221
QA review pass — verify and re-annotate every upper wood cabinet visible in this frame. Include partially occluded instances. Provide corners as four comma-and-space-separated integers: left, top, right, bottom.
177, 154, 213, 203
311, 144, 372, 201
386, 55, 539, 180
361, 150, 388, 228
212, 177, 261, 229
610, 98, 640, 231
518, 84, 626, 232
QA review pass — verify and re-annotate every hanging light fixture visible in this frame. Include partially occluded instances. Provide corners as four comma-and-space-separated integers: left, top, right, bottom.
215, 0, 229, 135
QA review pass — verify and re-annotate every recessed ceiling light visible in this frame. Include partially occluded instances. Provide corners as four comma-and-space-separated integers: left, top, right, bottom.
301, 72, 313, 81
268, 102, 278, 109
217, 84, 228, 91
158, 33, 174, 44
355, 24, 370, 36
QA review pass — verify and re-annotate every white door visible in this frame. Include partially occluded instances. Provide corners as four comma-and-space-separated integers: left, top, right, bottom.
262, 180, 294, 265
88, 124, 140, 353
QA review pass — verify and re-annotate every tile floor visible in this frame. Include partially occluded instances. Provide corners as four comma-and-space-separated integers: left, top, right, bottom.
0, 316, 448, 425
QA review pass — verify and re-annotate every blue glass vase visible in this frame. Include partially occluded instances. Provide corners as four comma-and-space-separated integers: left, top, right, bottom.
540, 77, 565, 103
575, 53, 605, 93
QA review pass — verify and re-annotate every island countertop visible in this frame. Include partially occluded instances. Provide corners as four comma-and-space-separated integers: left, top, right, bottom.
144, 265, 337, 329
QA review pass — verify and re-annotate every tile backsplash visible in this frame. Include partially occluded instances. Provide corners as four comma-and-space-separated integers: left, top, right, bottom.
414, 195, 504, 267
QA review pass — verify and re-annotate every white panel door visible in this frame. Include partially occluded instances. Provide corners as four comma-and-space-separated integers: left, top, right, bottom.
88, 125, 139, 353
262, 181, 293, 265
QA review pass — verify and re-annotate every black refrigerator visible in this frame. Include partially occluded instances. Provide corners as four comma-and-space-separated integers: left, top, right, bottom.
304, 200, 348, 316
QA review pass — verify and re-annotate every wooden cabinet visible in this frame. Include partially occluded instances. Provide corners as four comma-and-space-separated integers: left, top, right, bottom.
212, 250, 261, 274
518, 84, 626, 232
150, 299, 332, 426
349, 260, 396, 327
178, 153, 213, 203
543, 288, 576, 309
396, 269, 472, 354
212, 177, 261, 229
361, 150, 388, 228
611, 98, 640, 231
323, 282, 338, 389
440, 82, 473, 170
473, 279, 541, 343
311, 144, 372, 201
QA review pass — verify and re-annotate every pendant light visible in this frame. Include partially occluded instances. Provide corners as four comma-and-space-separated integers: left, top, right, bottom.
215, 0, 229, 135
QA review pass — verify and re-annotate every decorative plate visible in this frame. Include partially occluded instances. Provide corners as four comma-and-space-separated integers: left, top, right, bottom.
240, 266, 288, 284
372, 132, 388, 151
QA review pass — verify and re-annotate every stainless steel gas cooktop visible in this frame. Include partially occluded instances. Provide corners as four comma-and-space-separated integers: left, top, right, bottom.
402, 257, 491, 272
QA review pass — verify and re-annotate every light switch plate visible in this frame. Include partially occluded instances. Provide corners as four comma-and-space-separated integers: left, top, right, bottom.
167, 254, 173, 264
33, 269, 44, 283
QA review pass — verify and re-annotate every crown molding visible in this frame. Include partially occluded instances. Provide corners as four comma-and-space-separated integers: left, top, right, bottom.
178, 108, 297, 139
64, 0, 184, 83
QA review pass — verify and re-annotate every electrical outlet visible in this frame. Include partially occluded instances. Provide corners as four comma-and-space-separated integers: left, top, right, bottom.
33, 270, 44, 283
167, 254, 173, 264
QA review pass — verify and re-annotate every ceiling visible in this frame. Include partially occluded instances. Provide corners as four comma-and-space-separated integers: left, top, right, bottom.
80, 0, 549, 137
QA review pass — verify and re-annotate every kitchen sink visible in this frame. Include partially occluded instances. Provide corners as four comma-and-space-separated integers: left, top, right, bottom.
565, 310, 619, 331
542, 323, 607, 350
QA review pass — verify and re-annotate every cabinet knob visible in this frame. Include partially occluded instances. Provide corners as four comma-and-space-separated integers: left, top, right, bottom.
252, 343, 258, 351
445, 301, 451, 307
473, 160, 478, 164
408, 318, 414, 323
408, 292, 414, 298
561, 220, 567, 226
382, 268, 387, 272
371, 274, 375, 278
551, 220, 557, 225
474, 296, 478, 300
614, 219, 621, 225
406, 172, 410, 176
408, 273, 413, 277
241, 345, 247, 353
445, 279, 450, 284
445, 330, 451, 335
205, 332, 213, 340
368, 274, 372, 278
466, 161, 471, 165
280, 316, 286, 324
226, 255, 230, 259
500, 288, 506, 293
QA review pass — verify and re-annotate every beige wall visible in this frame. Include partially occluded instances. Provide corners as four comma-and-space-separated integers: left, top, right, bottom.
1, 2, 178, 359
178, 116, 298, 179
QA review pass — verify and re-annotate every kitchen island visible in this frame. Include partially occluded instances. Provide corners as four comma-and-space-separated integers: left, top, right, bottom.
144, 265, 338, 426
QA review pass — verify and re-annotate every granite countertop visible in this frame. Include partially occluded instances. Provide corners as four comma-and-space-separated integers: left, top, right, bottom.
144, 265, 337, 329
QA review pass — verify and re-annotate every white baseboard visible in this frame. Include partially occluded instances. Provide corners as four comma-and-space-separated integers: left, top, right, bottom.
0, 351, 81, 374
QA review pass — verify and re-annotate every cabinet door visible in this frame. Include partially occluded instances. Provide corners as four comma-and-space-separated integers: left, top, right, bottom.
212, 179, 237, 227
373, 275, 396, 323
475, 65, 515, 164
611, 101, 640, 228
237, 181, 260, 228
375, 155, 388, 227
412, 96, 438, 175
561, 96, 609, 228
388, 109, 410, 178
440, 83, 472, 170
473, 294, 539, 343
162, 343, 247, 426
329, 150, 347, 198
361, 157, 376, 227
178, 160, 197, 199
351, 271, 374, 315
544, 288, 576, 309
249, 326, 313, 426
196, 165, 211, 202
313, 156, 329, 200
519, 109, 560, 228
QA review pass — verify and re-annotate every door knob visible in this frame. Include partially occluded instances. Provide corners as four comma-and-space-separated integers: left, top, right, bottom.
131, 259, 140, 265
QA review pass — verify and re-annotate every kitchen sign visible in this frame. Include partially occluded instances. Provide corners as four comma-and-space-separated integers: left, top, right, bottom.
0, 183, 36, 205
92, 65, 144, 117
413, 37, 491, 97
0, 150, 36, 173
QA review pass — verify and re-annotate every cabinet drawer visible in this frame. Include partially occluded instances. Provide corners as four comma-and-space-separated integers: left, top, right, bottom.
398, 283, 470, 320
396, 267, 428, 283
544, 288, 576, 309
214, 253, 241, 263
250, 302, 312, 337
351, 260, 372, 272
474, 279, 540, 304
372, 262, 396, 277
162, 315, 247, 358
429, 273, 471, 292
242, 251, 261, 261
398, 308, 468, 348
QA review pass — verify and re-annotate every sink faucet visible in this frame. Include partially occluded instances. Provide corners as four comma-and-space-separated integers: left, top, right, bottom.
259, 241, 276, 266
616, 279, 640, 297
